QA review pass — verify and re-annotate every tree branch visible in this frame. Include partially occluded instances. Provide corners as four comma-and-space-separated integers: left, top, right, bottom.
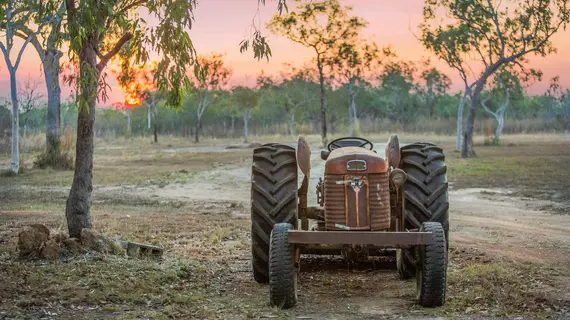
480, 95, 497, 117
488, 0, 505, 58
96, 32, 133, 72
119, 0, 147, 13
14, 30, 39, 70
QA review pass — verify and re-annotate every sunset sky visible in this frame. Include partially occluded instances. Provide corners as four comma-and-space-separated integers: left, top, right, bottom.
0, 0, 569, 105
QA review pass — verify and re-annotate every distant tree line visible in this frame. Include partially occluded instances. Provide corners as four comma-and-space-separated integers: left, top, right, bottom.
4, 58, 566, 143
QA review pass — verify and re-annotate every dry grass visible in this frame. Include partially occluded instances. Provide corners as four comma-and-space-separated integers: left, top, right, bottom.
440, 247, 570, 317
1, 133, 570, 318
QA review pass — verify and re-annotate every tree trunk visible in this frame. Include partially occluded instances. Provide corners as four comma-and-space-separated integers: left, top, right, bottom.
231, 115, 235, 137
44, 49, 62, 161
152, 102, 158, 143
126, 109, 131, 136
147, 103, 151, 129
289, 111, 295, 137
65, 43, 97, 238
153, 120, 158, 143
243, 109, 249, 143
456, 91, 467, 152
462, 86, 482, 158
9, 69, 19, 174
317, 59, 327, 147
194, 117, 201, 143
348, 86, 358, 136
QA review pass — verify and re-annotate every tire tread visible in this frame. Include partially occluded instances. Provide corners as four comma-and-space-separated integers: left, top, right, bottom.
251, 144, 298, 283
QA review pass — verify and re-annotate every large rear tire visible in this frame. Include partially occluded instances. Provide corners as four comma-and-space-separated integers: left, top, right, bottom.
251, 144, 298, 283
399, 142, 449, 276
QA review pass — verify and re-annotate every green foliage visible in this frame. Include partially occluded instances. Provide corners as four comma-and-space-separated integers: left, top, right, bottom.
419, 0, 570, 90
64, 0, 199, 109
232, 86, 259, 112
267, 0, 367, 62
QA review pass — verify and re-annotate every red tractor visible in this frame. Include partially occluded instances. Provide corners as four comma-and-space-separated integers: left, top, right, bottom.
250, 136, 449, 308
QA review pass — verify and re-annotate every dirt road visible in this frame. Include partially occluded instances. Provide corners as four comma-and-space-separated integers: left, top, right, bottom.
112, 142, 570, 266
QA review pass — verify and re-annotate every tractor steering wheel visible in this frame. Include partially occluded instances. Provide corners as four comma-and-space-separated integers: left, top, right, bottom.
327, 137, 374, 151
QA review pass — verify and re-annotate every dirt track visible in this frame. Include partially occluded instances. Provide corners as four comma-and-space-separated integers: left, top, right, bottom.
106, 142, 570, 265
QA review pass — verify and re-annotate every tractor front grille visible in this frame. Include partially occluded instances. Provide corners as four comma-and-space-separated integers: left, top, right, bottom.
324, 174, 346, 230
368, 173, 391, 230
324, 173, 390, 231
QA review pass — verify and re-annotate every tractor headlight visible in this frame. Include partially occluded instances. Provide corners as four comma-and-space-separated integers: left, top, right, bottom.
390, 168, 407, 186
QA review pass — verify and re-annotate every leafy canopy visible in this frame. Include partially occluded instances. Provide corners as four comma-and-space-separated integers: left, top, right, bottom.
419, 0, 570, 85
267, 0, 367, 59
62, 0, 198, 108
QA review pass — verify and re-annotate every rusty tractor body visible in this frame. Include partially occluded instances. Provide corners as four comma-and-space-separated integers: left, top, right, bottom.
250, 136, 449, 308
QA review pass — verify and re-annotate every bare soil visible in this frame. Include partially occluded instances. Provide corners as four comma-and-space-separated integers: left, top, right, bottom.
1, 134, 569, 319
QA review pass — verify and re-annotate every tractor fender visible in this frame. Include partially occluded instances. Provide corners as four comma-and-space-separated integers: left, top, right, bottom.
297, 136, 311, 178
385, 135, 400, 169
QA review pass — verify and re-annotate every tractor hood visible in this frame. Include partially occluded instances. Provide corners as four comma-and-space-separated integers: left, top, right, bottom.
324, 147, 388, 175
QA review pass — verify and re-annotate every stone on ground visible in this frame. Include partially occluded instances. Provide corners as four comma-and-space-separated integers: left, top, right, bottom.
18, 224, 50, 257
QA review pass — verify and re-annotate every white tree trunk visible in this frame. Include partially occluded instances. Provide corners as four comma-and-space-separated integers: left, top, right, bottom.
10, 70, 19, 174
456, 91, 468, 152
350, 92, 358, 136
481, 87, 510, 144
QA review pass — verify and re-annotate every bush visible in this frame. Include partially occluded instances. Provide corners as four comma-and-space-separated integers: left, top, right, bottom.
34, 129, 75, 170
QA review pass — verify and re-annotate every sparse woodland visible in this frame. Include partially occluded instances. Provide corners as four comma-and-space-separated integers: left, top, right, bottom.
1, 0, 570, 318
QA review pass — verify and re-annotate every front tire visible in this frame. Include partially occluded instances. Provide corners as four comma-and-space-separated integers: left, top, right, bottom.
251, 144, 298, 283
269, 223, 298, 309
417, 222, 447, 307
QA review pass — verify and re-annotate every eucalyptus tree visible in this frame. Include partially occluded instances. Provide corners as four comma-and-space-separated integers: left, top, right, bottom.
0, 0, 56, 174
327, 40, 386, 135
420, 0, 570, 157
481, 67, 540, 144
267, 0, 367, 147
232, 86, 259, 143
190, 53, 231, 143
61, 0, 201, 237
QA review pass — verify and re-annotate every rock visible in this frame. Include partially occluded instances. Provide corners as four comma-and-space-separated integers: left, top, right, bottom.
80, 229, 123, 254
62, 238, 83, 255
51, 233, 68, 243
40, 240, 61, 260
80, 229, 107, 252
29, 224, 50, 236
18, 224, 50, 257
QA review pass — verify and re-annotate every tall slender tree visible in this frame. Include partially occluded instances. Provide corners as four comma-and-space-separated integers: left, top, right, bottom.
232, 86, 259, 143
327, 40, 386, 135
0, 0, 52, 174
190, 53, 231, 143
267, 0, 367, 147
63, 0, 199, 237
